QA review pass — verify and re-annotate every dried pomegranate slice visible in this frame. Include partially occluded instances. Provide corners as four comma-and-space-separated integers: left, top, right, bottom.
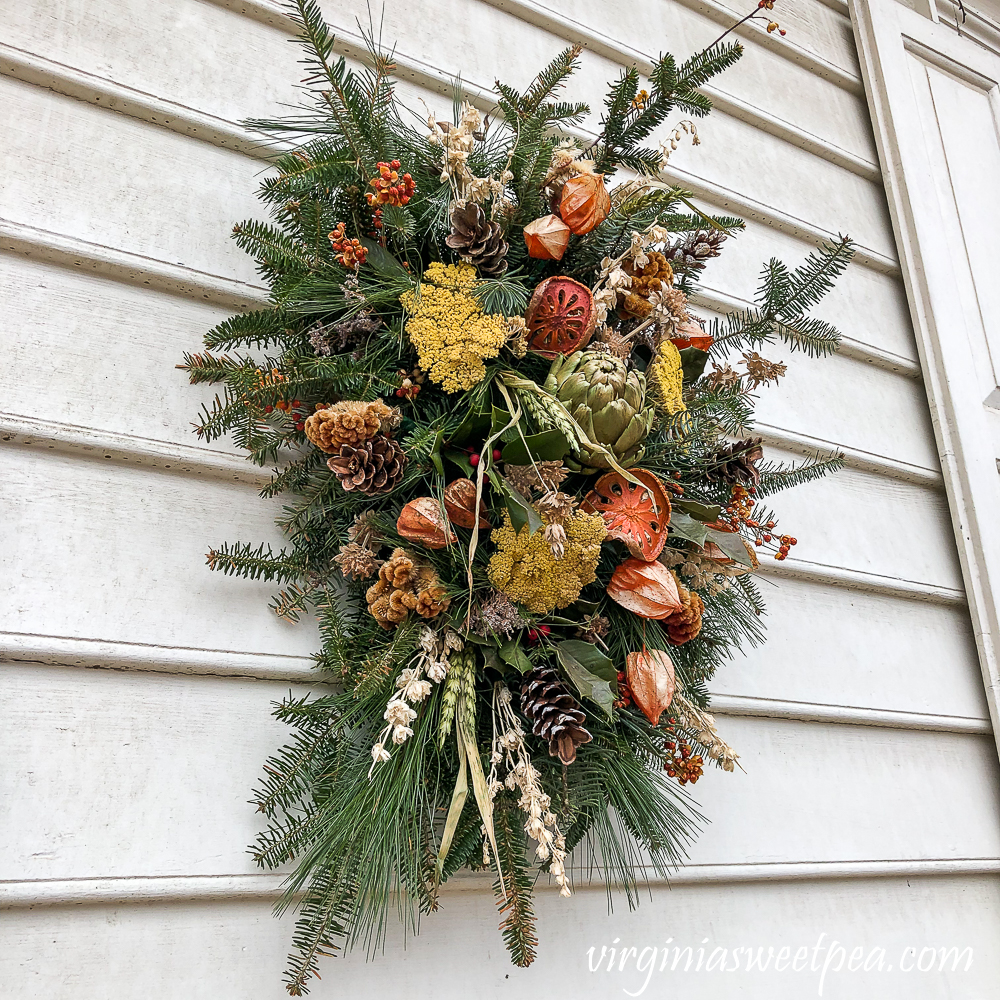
525, 276, 597, 358
583, 469, 671, 561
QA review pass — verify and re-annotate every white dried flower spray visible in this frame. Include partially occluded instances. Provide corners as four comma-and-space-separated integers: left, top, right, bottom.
369, 627, 463, 775
672, 690, 741, 773
488, 684, 572, 897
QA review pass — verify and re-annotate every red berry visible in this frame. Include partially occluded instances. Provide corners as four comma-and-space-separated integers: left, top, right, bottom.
295, 421, 304, 431
527, 629, 538, 643
264, 405, 273, 413
539, 625, 551, 635
469, 453, 480, 468
492, 448, 502, 461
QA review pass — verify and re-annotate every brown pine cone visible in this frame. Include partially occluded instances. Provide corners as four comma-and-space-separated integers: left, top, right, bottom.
305, 400, 394, 453
663, 229, 728, 276
706, 437, 764, 487
520, 665, 592, 765
445, 202, 509, 277
327, 434, 406, 494
664, 574, 704, 645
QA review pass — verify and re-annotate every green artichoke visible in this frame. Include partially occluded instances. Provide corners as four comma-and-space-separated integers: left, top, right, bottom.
544, 349, 655, 472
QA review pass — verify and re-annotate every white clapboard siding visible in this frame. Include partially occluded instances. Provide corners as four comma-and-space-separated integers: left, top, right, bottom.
1, 0, 998, 994
2, 876, 999, 998
3, 663, 998, 882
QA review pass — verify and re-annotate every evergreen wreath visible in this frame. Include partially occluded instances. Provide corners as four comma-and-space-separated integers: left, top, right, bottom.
179, 2, 853, 992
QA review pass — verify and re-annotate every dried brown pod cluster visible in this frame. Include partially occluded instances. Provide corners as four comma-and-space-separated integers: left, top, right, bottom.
620, 252, 675, 319
304, 399, 395, 452
663, 574, 704, 645
365, 548, 450, 629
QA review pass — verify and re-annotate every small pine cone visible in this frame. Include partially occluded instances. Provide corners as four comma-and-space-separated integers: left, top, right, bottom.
663, 230, 728, 275
706, 437, 764, 486
520, 665, 593, 765
305, 400, 393, 453
327, 434, 407, 494
333, 541, 382, 581
445, 202, 509, 277
663, 574, 704, 645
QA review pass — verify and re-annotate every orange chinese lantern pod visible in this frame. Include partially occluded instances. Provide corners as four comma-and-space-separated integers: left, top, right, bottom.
670, 319, 714, 352
607, 557, 683, 619
625, 649, 676, 725
583, 469, 671, 561
397, 497, 457, 549
442, 478, 490, 529
558, 173, 611, 235
525, 276, 597, 357
523, 214, 572, 261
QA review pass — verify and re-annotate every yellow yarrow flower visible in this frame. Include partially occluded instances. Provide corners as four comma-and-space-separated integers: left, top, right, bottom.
400, 261, 508, 393
648, 339, 687, 416
488, 510, 606, 614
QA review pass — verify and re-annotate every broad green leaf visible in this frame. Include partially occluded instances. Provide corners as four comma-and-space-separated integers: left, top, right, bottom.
674, 497, 722, 522
490, 406, 512, 438
704, 525, 754, 567
555, 639, 618, 718
429, 427, 445, 476
501, 429, 570, 465
501, 479, 542, 535
444, 447, 474, 477
451, 410, 491, 447
679, 346, 710, 383
668, 510, 709, 547
499, 638, 533, 674
357, 236, 410, 278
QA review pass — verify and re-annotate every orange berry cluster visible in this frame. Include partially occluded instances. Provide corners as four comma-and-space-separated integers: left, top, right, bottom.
366, 160, 415, 207
329, 222, 368, 268
721, 483, 758, 530
613, 669, 633, 710
395, 367, 425, 400
664, 737, 704, 785
757, 0, 786, 33
370, 208, 383, 234
264, 398, 307, 432
772, 534, 797, 561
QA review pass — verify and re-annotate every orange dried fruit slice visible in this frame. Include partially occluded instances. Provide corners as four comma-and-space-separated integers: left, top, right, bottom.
583, 469, 671, 561
525, 276, 597, 358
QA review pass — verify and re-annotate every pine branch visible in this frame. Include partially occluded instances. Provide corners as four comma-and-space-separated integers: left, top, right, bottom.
492, 795, 538, 968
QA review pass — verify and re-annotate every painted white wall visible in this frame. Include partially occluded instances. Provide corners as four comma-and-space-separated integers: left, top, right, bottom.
1, 0, 998, 996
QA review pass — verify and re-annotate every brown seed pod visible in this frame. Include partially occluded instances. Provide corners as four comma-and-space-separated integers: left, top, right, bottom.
442, 478, 490, 529
396, 497, 457, 549
625, 648, 676, 726
607, 557, 683, 619
558, 173, 611, 235
523, 214, 572, 261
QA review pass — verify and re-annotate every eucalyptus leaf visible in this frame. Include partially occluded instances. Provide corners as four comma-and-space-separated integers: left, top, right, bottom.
501, 429, 570, 465
555, 640, 618, 718
668, 510, 709, 547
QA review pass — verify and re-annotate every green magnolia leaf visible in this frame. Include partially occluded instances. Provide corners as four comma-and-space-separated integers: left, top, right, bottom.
674, 497, 722, 522
357, 236, 410, 278
668, 510, 709, 547
499, 638, 533, 674
555, 640, 618, 718
429, 427, 445, 476
451, 410, 491, 447
680, 346, 710, 383
500, 478, 542, 535
704, 525, 754, 567
490, 406, 512, 438
444, 447, 474, 477
501, 429, 570, 465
